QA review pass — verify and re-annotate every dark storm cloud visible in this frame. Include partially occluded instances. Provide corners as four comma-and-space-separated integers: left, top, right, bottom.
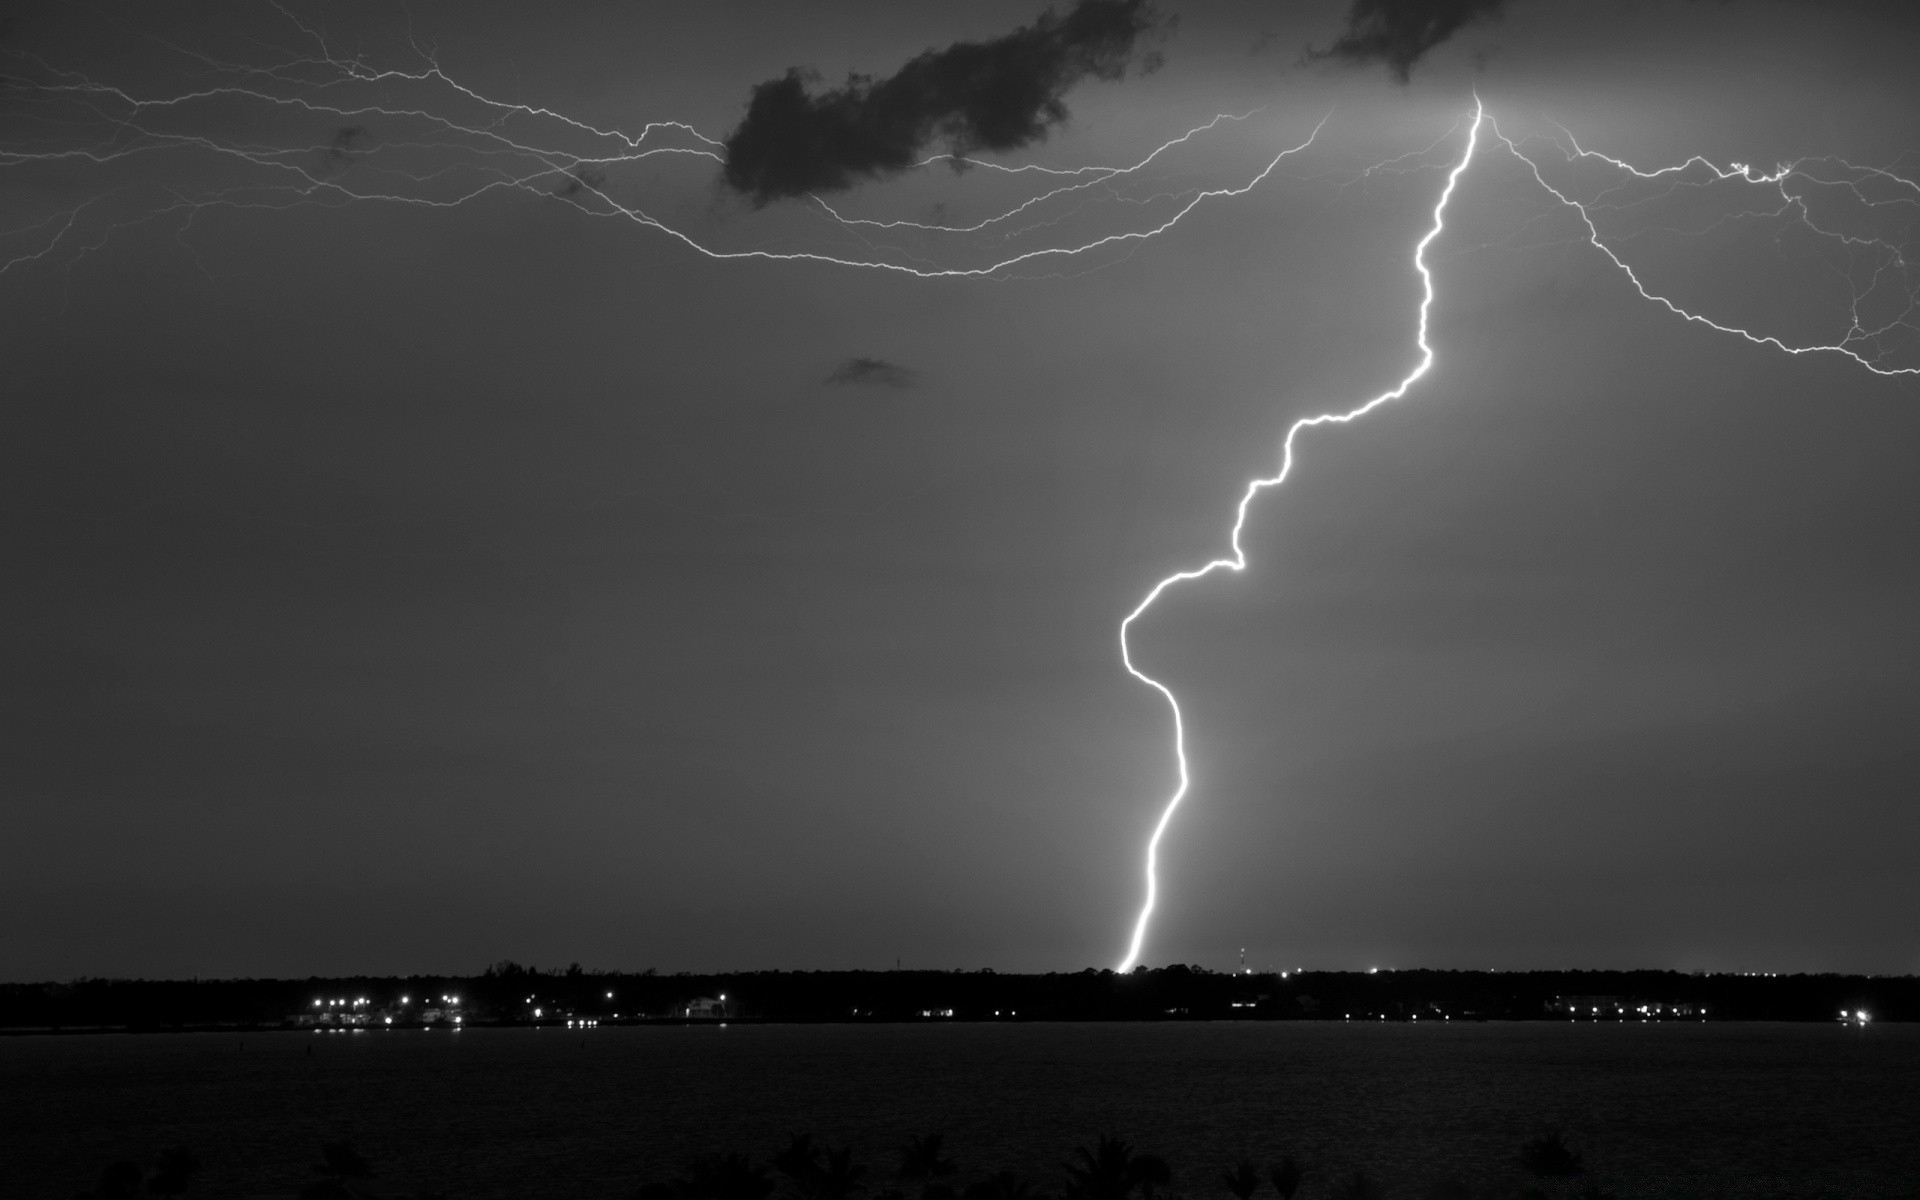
0, 17, 17, 99
826, 357, 916, 388
1307, 0, 1507, 82
555, 165, 607, 202
721, 0, 1168, 205
317, 125, 368, 173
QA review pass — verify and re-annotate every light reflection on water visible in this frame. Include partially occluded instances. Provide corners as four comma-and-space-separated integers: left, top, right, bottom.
3, 1021, 1915, 1199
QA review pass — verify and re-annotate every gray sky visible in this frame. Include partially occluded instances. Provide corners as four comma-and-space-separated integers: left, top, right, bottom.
2, 0, 1917, 978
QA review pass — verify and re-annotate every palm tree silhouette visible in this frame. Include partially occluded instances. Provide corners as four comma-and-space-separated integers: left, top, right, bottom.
1063, 1135, 1137, 1200
299, 1142, 374, 1200
1420, 1177, 1472, 1200
148, 1146, 202, 1196
896, 1133, 957, 1200
1515, 1129, 1583, 1178
1327, 1170, 1382, 1200
76, 1161, 143, 1200
897, 1134, 956, 1184
816, 1145, 869, 1200
679, 1153, 777, 1200
963, 1170, 1033, 1200
1129, 1153, 1171, 1200
1267, 1157, 1304, 1200
1220, 1161, 1262, 1200
775, 1134, 824, 1195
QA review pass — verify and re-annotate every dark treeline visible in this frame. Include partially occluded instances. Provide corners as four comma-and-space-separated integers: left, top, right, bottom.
3, 966, 1913, 1032
70, 1126, 1616, 1200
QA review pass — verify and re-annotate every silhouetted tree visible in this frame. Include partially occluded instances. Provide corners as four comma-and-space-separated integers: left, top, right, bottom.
1062, 1136, 1136, 1200
148, 1146, 202, 1196
1267, 1157, 1304, 1200
896, 1133, 957, 1200
1220, 1161, 1261, 1200
1328, 1170, 1382, 1200
299, 1142, 375, 1200
897, 1135, 956, 1185
816, 1145, 869, 1200
75, 1161, 143, 1200
963, 1171, 1033, 1200
1128, 1153, 1169, 1200
776, 1135, 825, 1194
316, 1143, 373, 1181
680, 1153, 776, 1200
1515, 1130, 1583, 1178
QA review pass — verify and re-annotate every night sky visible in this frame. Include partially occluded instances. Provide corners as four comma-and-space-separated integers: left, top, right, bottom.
3, 1, 1917, 980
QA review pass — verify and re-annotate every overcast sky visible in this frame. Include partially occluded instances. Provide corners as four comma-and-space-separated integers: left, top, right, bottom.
2, 0, 1917, 979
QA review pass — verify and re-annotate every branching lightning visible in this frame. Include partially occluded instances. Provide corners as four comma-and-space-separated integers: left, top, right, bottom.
1496, 122, 1920, 376
1113, 99, 1485, 973
5, 12, 1917, 972
0, 25, 1321, 281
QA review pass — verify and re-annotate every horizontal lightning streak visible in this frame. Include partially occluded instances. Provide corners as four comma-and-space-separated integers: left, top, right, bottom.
813, 109, 1265, 235
608, 116, 1326, 278
1496, 122, 1920, 377
9, 12, 1917, 974
1112, 99, 1484, 974
0, 33, 1325, 282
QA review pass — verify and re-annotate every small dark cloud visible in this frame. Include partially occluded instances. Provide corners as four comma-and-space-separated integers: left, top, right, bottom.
722, 0, 1170, 206
318, 125, 369, 173
826, 357, 916, 388
1307, 0, 1507, 82
555, 165, 607, 202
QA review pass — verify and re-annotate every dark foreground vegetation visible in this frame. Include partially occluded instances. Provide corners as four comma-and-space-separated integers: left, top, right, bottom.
71, 1127, 1623, 1200
4, 965, 1914, 1032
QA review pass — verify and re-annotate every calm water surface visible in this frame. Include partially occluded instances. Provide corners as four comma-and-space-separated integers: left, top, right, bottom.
3, 1022, 1915, 1199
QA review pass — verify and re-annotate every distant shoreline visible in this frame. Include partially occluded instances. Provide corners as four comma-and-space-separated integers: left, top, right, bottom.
4, 967, 1912, 1032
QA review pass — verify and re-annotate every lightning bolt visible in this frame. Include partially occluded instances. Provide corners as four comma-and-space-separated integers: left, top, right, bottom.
1494, 121, 1920, 377
5, 13, 1916, 972
0, 23, 1324, 282
1112, 99, 1485, 973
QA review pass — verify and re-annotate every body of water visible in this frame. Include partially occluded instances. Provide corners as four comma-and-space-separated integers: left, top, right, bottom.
3, 1021, 1915, 1199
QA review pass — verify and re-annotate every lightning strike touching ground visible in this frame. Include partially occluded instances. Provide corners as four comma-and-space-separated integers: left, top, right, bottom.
1112, 99, 1485, 973
5, 10, 1917, 975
